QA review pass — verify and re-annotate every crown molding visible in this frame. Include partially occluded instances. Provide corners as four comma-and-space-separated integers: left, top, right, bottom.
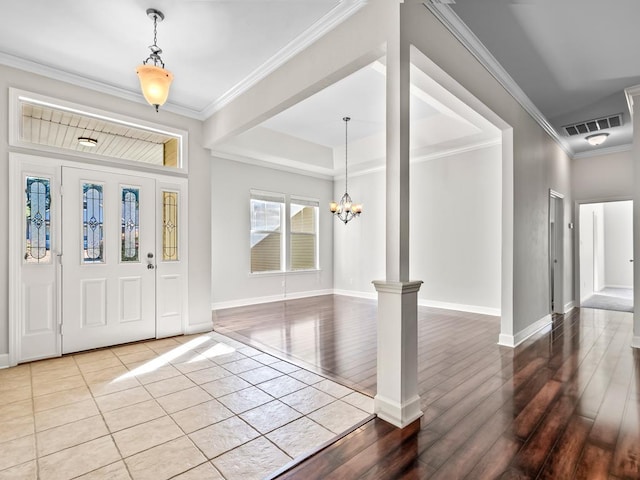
210, 150, 334, 180
0, 1, 366, 122
423, 2, 574, 158
624, 84, 640, 118
343, 138, 503, 179
200, 0, 368, 118
0, 51, 205, 120
572, 143, 632, 160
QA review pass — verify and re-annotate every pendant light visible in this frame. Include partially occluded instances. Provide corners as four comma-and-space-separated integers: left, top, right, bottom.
136, 8, 173, 112
330, 117, 362, 224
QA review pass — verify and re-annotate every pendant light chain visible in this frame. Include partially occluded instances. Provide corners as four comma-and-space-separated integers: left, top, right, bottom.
153, 16, 158, 51
344, 116, 349, 194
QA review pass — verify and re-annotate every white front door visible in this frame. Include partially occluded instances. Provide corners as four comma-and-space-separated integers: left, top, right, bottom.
61, 167, 157, 353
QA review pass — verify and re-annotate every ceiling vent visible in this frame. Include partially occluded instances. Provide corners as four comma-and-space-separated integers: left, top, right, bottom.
563, 113, 623, 137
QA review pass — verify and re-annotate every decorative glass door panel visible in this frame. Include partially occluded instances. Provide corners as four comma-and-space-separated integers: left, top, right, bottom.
162, 191, 178, 261
82, 183, 104, 263
122, 187, 140, 262
25, 177, 51, 264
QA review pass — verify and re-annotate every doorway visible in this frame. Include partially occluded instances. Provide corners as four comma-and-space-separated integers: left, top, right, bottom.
579, 200, 633, 312
549, 190, 564, 314
10, 153, 188, 364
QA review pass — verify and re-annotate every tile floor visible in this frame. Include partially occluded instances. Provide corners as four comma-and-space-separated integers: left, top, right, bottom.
0, 332, 374, 480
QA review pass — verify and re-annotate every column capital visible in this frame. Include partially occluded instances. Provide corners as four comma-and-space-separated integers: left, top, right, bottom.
372, 280, 423, 295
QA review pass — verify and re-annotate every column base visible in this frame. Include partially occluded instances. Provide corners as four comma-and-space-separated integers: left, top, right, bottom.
374, 393, 423, 428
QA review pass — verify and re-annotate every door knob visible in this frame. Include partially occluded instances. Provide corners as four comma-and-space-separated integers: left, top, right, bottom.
147, 264, 155, 270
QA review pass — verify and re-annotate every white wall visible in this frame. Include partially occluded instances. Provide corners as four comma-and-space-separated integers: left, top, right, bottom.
211, 158, 334, 308
579, 204, 596, 301
334, 144, 502, 314
604, 201, 633, 288
333, 170, 386, 296
0, 64, 212, 356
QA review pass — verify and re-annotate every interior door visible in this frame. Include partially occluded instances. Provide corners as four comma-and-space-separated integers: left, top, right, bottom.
62, 166, 156, 353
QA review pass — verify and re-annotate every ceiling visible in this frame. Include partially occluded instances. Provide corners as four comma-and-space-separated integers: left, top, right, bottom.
0, 0, 356, 117
445, 0, 640, 156
1, 1, 636, 171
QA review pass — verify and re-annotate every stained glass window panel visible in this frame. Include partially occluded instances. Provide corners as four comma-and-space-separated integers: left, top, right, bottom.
121, 188, 139, 262
25, 177, 51, 264
162, 191, 178, 261
83, 183, 104, 263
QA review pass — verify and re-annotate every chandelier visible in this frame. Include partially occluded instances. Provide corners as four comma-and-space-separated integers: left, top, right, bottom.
330, 117, 362, 224
136, 8, 174, 112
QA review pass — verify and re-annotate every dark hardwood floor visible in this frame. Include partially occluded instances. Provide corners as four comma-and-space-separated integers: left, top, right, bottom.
214, 295, 640, 479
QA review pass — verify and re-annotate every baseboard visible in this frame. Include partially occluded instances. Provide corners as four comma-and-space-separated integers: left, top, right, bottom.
632, 336, 640, 349
563, 301, 575, 314
498, 314, 552, 348
212, 289, 501, 318
212, 289, 334, 310
0, 354, 9, 369
418, 299, 500, 317
604, 284, 633, 289
333, 289, 377, 300
374, 393, 423, 428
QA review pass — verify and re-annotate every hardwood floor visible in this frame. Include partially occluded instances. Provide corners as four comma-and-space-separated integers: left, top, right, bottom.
214, 296, 640, 479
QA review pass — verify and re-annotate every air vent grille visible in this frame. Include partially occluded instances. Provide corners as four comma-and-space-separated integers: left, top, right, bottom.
563, 113, 623, 137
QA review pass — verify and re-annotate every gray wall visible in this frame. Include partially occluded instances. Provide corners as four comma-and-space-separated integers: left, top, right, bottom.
211, 158, 334, 307
0, 64, 212, 355
334, 145, 502, 313
405, 4, 574, 332
572, 150, 633, 202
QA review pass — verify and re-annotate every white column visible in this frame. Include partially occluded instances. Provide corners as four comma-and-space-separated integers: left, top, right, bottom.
373, 280, 423, 427
626, 85, 640, 348
373, 2, 423, 428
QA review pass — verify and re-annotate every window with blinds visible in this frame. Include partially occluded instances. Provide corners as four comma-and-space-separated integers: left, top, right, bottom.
290, 197, 318, 270
250, 192, 284, 273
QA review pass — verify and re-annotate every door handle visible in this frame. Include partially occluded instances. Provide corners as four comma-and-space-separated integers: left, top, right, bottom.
147, 263, 155, 270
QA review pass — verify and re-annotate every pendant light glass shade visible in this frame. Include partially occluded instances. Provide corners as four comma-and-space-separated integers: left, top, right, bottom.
136, 64, 173, 110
